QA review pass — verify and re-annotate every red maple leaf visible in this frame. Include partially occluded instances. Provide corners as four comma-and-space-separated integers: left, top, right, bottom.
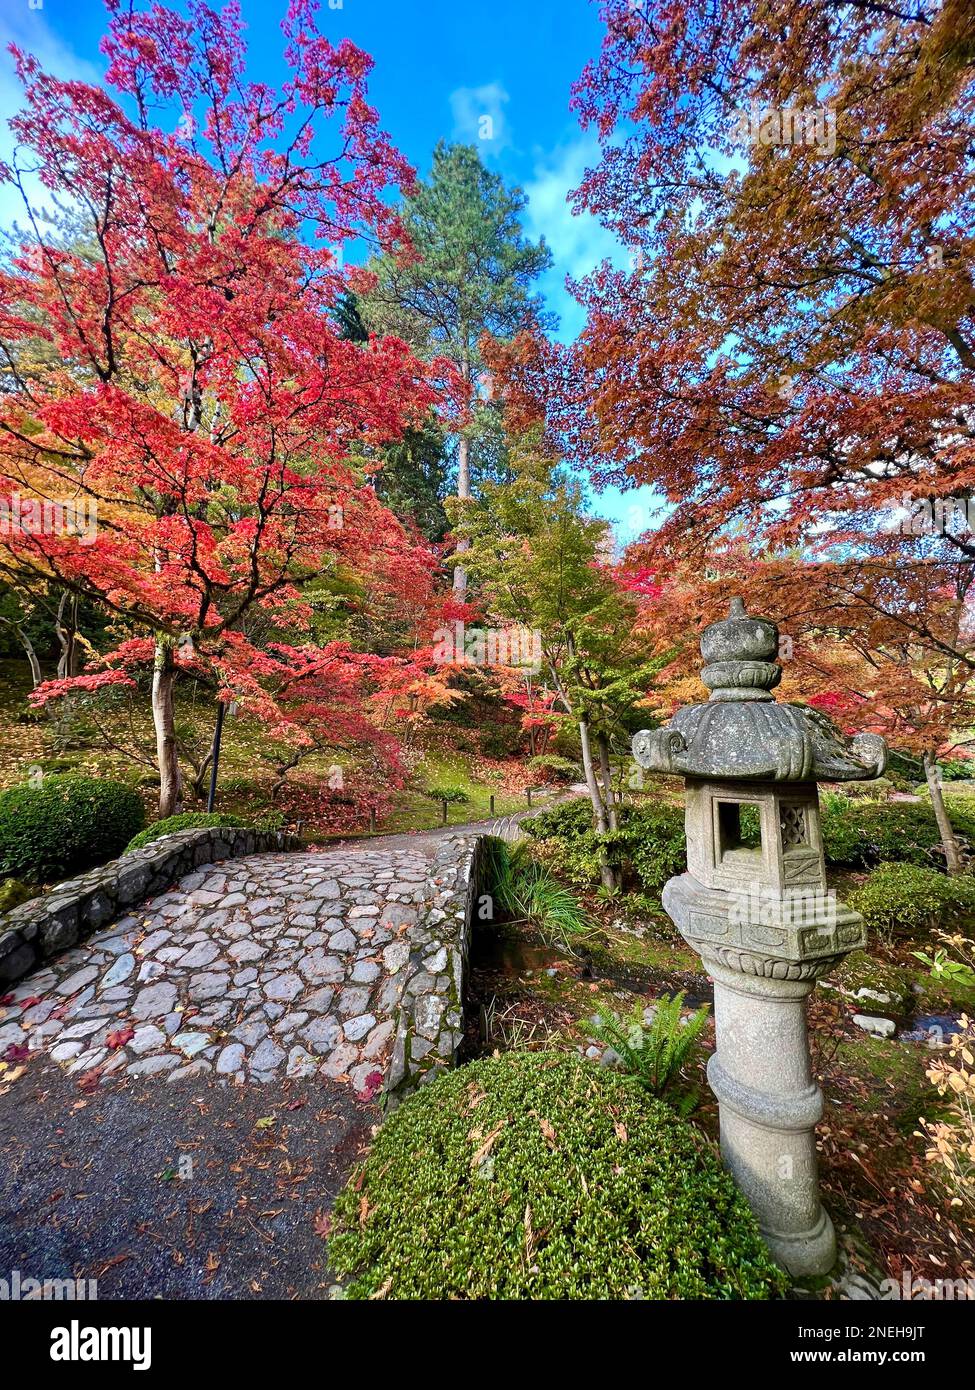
106, 1025, 135, 1050
357, 1070, 384, 1103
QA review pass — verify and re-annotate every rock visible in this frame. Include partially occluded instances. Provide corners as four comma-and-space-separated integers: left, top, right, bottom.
343, 1013, 376, 1043
852, 1014, 896, 1039
56, 966, 99, 996
326, 929, 357, 953
250, 1038, 285, 1072
264, 972, 302, 1002
132, 982, 178, 1020
101, 953, 135, 988
176, 941, 221, 969
286, 1046, 317, 1077
172, 1031, 211, 1057
127, 1054, 180, 1076
130, 1025, 168, 1054
216, 1043, 245, 1074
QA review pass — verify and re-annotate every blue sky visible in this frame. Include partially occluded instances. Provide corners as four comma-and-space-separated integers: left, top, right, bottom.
0, 0, 655, 540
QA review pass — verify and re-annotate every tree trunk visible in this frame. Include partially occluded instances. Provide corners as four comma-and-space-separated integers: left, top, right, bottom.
453, 353, 472, 596
16, 625, 43, 688
152, 638, 183, 817
55, 591, 80, 679
923, 749, 964, 875
579, 717, 619, 891
597, 732, 619, 830
453, 433, 470, 595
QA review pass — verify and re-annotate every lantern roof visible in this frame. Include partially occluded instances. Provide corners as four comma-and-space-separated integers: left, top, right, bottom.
632, 598, 887, 783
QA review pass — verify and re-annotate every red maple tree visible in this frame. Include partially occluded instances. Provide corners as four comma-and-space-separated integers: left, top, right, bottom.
0, 0, 447, 814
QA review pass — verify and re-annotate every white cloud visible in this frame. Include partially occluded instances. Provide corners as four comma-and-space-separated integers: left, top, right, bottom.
522, 134, 627, 343
0, 7, 102, 237
449, 82, 512, 155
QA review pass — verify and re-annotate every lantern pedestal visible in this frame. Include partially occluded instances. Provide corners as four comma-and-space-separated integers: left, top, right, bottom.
633, 598, 887, 1280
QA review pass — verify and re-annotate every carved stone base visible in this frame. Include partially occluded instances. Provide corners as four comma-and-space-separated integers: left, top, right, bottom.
662, 869, 854, 1278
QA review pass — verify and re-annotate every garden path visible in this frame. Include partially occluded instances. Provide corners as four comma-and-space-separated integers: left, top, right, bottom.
1, 847, 433, 1095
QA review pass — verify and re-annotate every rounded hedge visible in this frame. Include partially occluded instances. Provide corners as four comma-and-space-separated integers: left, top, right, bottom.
0, 775, 146, 884
848, 861, 975, 939
328, 1052, 784, 1300
125, 811, 245, 852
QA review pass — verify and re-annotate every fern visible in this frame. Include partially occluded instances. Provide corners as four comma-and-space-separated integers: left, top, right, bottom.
589, 992, 710, 1110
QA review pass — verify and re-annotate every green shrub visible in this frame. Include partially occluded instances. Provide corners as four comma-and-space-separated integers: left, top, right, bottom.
328, 1053, 784, 1300
527, 753, 581, 784
486, 839, 594, 948
522, 798, 686, 895
938, 758, 975, 782
0, 775, 146, 884
848, 862, 975, 940
0, 878, 34, 914
480, 724, 524, 759
588, 992, 710, 1110
125, 811, 245, 852
423, 784, 470, 804
820, 795, 975, 871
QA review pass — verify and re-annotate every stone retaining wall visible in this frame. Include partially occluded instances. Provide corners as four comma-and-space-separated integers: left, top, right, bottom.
385, 833, 490, 1106
0, 827, 300, 984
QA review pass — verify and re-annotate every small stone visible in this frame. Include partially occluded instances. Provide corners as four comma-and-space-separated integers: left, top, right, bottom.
251, 1038, 285, 1072
133, 983, 178, 1020
101, 953, 135, 988
286, 1046, 318, 1077
327, 929, 357, 953
57, 966, 99, 996
343, 1013, 376, 1043
172, 1031, 211, 1057
264, 972, 302, 1002
130, 1025, 167, 1054
383, 941, 410, 973
852, 1014, 896, 1039
176, 941, 221, 969
216, 1043, 245, 1074
351, 960, 380, 984
127, 1054, 180, 1076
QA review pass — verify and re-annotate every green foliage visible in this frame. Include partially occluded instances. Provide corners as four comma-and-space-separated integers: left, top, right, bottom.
0, 878, 34, 913
821, 794, 975, 870
588, 993, 710, 1111
913, 948, 975, 991
527, 753, 581, 783
487, 839, 594, 948
522, 798, 687, 895
480, 723, 524, 758
125, 811, 245, 852
848, 862, 975, 940
938, 759, 975, 782
328, 1052, 784, 1300
424, 785, 470, 805
0, 775, 146, 884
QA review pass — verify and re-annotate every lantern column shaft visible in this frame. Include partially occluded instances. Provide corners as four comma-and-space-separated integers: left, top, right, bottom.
705, 959, 835, 1277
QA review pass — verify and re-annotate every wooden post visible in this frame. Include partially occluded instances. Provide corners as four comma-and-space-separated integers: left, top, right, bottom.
441, 798, 448, 825
369, 806, 377, 834
526, 786, 532, 808
489, 794, 495, 816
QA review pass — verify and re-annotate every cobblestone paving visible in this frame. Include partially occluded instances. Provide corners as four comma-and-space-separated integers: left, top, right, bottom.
0, 849, 433, 1095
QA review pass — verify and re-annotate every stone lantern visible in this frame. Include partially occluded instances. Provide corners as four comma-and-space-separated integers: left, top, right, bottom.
632, 598, 887, 1277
